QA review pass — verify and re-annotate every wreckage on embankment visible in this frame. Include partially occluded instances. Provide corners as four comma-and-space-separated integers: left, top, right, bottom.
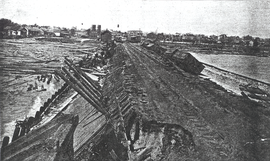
1, 114, 79, 161
141, 40, 205, 75
1, 40, 202, 161
1, 41, 116, 161
1, 59, 106, 161
2, 39, 270, 160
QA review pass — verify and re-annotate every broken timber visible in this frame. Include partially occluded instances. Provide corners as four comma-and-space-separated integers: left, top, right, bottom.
2, 114, 79, 161
55, 58, 108, 116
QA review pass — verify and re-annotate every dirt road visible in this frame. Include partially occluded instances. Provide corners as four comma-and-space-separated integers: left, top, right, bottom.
103, 42, 270, 160
2, 39, 270, 160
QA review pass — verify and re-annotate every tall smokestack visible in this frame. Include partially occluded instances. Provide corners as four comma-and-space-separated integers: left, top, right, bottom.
97, 25, 101, 34
92, 25, 96, 31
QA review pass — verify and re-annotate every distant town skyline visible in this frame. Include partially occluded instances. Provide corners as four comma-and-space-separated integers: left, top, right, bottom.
1, 0, 270, 38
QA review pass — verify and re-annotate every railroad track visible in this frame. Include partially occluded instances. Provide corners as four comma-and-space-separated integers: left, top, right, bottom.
122, 42, 232, 159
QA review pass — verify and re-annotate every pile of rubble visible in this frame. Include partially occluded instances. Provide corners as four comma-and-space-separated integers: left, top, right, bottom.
78, 41, 116, 69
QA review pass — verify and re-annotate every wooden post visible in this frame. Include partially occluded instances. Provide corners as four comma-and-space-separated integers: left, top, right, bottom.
19, 125, 26, 137
1, 136, 10, 149
1, 136, 10, 158
12, 126, 20, 142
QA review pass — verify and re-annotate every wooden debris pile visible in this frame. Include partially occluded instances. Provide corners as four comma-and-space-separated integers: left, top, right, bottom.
78, 41, 116, 68
55, 57, 108, 115
1, 114, 79, 161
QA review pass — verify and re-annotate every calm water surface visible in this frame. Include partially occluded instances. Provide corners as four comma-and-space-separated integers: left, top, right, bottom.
191, 53, 270, 84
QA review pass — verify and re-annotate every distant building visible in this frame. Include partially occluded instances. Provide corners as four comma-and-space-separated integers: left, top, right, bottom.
20, 27, 28, 37
172, 34, 181, 42
97, 25, 101, 34
2, 26, 45, 38
127, 30, 143, 36
127, 30, 142, 43
3, 26, 22, 37
53, 28, 61, 37
77, 29, 88, 38
218, 34, 229, 44
219, 34, 227, 40
60, 31, 71, 38
92, 25, 96, 31
86, 28, 99, 39
228, 36, 241, 44
156, 33, 164, 41
70, 28, 76, 36
209, 35, 218, 42
147, 32, 157, 40
23, 27, 44, 37
181, 33, 196, 42
4, 26, 14, 36
40, 28, 55, 37
101, 30, 112, 43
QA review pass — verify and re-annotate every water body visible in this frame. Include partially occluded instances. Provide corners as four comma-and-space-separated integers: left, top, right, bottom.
191, 53, 270, 95
191, 53, 270, 84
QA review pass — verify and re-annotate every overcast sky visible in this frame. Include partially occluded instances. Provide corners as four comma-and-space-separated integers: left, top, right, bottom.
1, 0, 270, 38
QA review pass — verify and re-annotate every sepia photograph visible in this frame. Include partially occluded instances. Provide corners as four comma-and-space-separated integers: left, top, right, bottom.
1, 0, 270, 160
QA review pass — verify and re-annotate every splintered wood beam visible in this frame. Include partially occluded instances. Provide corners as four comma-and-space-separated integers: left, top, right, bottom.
61, 67, 101, 104
64, 57, 101, 93
55, 70, 107, 115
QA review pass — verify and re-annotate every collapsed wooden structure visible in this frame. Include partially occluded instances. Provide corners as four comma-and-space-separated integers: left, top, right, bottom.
1, 114, 79, 161
1, 57, 111, 161
55, 57, 108, 116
